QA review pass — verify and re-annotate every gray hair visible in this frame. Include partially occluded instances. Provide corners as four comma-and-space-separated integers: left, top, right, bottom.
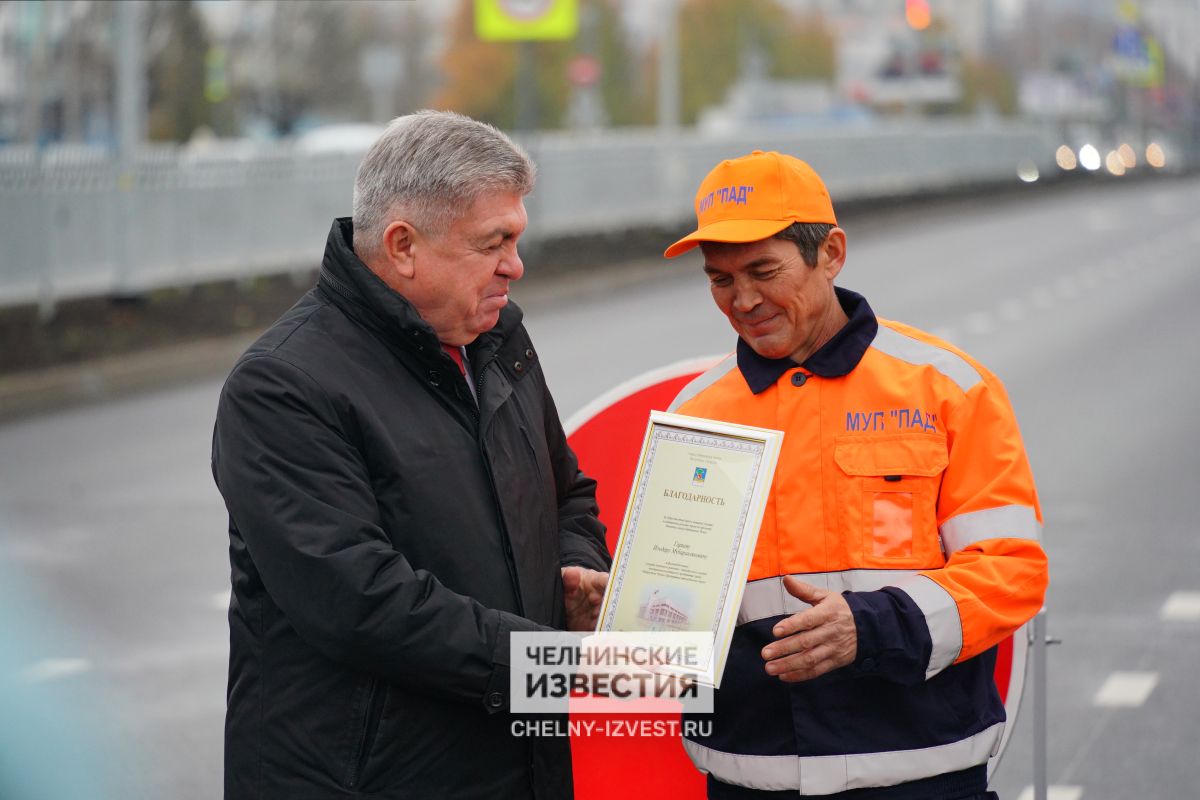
352, 110, 536, 259
774, 222, 835, 267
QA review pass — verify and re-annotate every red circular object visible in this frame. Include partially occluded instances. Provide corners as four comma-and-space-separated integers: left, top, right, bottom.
567, 55, 602, 88
564, 358, 1028, 797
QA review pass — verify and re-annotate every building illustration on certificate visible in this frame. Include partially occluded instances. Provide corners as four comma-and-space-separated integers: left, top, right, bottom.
637, 588, 693, 631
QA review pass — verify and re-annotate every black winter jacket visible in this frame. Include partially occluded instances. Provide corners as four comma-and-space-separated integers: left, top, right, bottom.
212, 218, 609, 799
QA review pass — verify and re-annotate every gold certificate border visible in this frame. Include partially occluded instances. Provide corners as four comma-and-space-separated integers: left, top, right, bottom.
595, 411, 783, 685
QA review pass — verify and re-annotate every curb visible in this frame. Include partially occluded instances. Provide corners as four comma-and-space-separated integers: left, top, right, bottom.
0, 334, 254, 424
0, 259, 673, 426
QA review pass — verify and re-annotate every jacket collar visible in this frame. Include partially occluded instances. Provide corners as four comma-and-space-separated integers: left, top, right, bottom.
737, 287, 878, 394
318, 217, 523, 361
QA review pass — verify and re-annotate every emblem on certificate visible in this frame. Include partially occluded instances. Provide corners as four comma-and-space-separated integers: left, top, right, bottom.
595, 411, 782, 686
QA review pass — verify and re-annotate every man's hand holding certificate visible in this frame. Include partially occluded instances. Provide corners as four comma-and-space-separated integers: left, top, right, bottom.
562, 566, 609, 632
594, 411, 782, 687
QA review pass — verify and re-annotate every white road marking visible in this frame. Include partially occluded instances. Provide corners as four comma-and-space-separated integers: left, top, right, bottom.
211, 590, 231, 611
1055, 275, 1080, 299
1086, 209, 1118, 232
21, 657, 94, 684
1151, 193, 1177, 216
1160, 591, 1200, 621
1031, 286, 1055, 309
965, 311, 995, 335
1016, 785, 1084, 800
998, 298, 1026, 322
1094, 671, 1158, 707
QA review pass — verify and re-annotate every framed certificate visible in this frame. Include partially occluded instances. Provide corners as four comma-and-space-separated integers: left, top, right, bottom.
595, 410, 782, 687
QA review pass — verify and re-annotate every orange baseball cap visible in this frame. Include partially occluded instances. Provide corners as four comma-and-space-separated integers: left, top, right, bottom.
664, 150, 837, 258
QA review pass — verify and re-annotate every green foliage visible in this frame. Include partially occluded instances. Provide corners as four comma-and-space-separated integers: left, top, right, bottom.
957, 57, 1018, 116
263, 0, 372, 133
678, 0, 834, 125
597, 4, 653, 126
146, 1, 215, 141
436, 0, 646, 130
434, 1, 520, 129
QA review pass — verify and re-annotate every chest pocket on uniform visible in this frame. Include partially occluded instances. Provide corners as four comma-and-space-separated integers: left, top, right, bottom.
834, 433, 948, 569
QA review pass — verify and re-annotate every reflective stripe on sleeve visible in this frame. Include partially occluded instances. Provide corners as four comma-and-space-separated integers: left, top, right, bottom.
871, 325, 982, 393
895, 574, 963, 678
740, 572, 963, 679
738, 571, 920, 625
939, 504, 1042, 554
667, 353, 737, 412
683, 722, 1004, 794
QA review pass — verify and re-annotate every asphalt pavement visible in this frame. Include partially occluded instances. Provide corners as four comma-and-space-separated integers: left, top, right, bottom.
0, 174, 1197, 799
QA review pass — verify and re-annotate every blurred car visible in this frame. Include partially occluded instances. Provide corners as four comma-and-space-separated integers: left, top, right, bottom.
293, 123, 386, 155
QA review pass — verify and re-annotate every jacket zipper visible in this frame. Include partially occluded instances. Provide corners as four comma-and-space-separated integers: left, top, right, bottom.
319, 271, 388, 329
318, 270, 356, 306
474, 354, 527, 617
345, 678, 382, 790
324, 268, 526, 616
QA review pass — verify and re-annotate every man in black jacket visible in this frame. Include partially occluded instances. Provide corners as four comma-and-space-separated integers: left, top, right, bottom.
212, 110, 610, 799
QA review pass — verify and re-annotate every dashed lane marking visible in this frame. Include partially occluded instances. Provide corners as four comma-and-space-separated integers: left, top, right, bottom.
21, 657, 93, 684
1093, 671, 1158, 707
1085, 209, 1118, 232
1016, 786, 1084, 800
965, 311, 994, 336
1054, 275, 1081, 299
1160, 591, 1200, 621
1151, 193, 1177, 216
1030, 286, 1055, 309
998, 298, 1026, 322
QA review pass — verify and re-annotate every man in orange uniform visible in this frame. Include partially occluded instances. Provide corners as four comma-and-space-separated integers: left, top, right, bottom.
664, 151, 1048, 799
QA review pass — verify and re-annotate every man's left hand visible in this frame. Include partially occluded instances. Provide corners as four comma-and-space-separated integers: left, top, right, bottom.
761, 576, 857, 682
562, 567, 609, 632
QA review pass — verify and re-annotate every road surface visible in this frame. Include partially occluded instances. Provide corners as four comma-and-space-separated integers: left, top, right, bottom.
1, 174, 1197, 799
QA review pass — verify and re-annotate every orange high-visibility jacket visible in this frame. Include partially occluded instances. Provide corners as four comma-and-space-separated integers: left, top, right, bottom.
671, 288, 1048, 797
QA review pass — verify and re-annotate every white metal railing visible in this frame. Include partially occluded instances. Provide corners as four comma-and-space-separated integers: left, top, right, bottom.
0, 122, 1062, 311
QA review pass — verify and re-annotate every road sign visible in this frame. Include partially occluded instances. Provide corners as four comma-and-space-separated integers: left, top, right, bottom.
564, 357, 1030, 797
475, 0, 578, 42
567, 55, 601, 88
1112, 26, 1164, 88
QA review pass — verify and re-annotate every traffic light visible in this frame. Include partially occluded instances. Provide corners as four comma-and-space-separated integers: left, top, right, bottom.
905, 0, 931, 31
205, 48, 228, 104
